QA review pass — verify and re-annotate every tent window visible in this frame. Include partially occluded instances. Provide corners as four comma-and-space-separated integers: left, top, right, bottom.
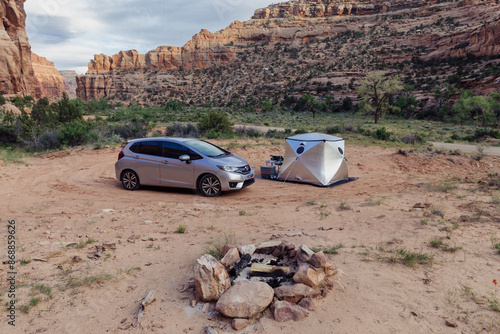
338, 147, 344, 155
296, 146, 305, 154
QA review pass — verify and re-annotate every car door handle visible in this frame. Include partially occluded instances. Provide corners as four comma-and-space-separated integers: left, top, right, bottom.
163, 160, 169, 164
133, 155, 139, 159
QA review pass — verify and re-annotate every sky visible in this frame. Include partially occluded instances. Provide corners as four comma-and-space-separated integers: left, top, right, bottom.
25, 0, 279, 74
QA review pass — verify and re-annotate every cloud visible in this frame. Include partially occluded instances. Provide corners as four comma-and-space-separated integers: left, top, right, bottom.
25, 0, 278, 72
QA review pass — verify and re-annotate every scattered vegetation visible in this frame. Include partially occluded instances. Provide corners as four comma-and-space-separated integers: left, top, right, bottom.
312, 243, 344, 254
176, 224, 187, 234
388, 248, 433, 268
204, 232, 236, 260
69, 237, 98, 249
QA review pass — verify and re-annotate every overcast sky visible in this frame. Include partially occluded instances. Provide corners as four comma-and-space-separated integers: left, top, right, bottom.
25, 0, 278, 74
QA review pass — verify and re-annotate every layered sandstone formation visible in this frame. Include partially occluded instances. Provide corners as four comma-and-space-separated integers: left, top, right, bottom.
252, 0, 435, 19
0, 0, 39, 97
31, 53, 66, 98
0, 0, 67, 98
77, 0, 500, 102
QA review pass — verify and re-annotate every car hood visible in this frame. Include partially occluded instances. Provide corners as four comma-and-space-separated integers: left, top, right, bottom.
207, 154, 249, 167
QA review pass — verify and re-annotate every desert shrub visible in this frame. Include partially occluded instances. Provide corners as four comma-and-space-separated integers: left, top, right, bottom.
464, 128, 500, 141
235, 126, 261, 138
400, 133, 425, 144
0, 125, 18, 144
55, 93, 83, 124
265, 129, 288, 139
198, 111, 233, 135
165, 122, 199, 137
58, 120, 93, 146
373, 127, 391, 141
0, 93, 5, 105
35, 129, 60, 150
110, 122, 147, 139
325, 125, 342, 134
293, 128, 308, 135
164, 99, 184, 111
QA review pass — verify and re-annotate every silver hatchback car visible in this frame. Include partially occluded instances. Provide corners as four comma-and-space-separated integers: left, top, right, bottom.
115, 137, 255, 197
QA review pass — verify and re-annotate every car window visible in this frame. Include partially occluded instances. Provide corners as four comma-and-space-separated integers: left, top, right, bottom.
185, 140, 229, 157
137, 141, 160, 156
162, 141, 201, 160
129, 143, 139, 153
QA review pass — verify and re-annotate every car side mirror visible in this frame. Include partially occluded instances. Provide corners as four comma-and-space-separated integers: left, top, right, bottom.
179, 155, 191, 163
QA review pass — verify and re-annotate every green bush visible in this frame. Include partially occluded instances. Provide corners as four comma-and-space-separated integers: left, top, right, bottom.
0, 93, 5, 105
0, 125, 18, 144
164, 99, 184, 111
198, 111, 233, 135
374, 127, 391, 141
58, 120, 93, 146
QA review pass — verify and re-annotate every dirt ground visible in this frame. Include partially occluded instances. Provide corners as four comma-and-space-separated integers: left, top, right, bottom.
1, 140, 499, 334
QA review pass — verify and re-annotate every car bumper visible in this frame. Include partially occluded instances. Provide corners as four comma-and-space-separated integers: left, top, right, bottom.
218, 168, 255, 191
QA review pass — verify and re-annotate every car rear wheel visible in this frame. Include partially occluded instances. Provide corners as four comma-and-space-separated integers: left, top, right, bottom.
122, 170, 139, 190
199, 174, 221, 197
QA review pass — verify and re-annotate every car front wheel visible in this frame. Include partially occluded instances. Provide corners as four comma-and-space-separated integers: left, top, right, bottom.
122, 170, 139, 190
199, 174, 221, 197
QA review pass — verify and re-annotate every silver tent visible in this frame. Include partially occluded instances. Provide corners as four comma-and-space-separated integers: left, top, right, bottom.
277, 133, 348, 186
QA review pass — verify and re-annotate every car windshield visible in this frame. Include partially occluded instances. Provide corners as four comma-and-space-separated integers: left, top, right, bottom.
186, 140, 230, 157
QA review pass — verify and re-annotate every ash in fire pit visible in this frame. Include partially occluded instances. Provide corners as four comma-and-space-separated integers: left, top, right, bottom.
192, 240, 340, 330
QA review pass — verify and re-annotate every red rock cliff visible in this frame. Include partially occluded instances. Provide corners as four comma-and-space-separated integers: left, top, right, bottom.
31, 53, 66, 98
0, 0, 39, 96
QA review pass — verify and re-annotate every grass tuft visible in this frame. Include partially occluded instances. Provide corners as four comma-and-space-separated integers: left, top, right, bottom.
176, 224, 186, 233
312, 243, 344, 255
204, 232, 236, 260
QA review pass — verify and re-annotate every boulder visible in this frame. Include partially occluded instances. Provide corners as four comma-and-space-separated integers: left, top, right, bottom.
1, 104, 21, 116
216, 281, 274, 319
194, 254, 231, 302
274, 283, 312, 303
238, 244, 256, 256
221, 247, 240, 270
293, 263, 326, 288
231, 318, 250, 330
298, 296, 315, 311
221, 244, 237, 257
309, 251, 326, 268
273, 301, 309, 322
255, 240, 282, 254
296, 244, 315, 264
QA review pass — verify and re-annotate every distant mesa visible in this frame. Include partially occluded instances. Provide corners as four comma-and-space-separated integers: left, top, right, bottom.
75, 0, 500, 104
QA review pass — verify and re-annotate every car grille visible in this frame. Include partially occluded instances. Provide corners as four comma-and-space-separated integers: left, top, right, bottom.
236, 165, 251, 175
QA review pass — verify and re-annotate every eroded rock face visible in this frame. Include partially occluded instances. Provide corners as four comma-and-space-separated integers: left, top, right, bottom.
215, 281, 274, 319
0, 0, 67, 98
31, 53, 66, 98
76, 0, 500, 102
194, 254, 231, 302
0, 0, 39, 97
252, 0, 433, 19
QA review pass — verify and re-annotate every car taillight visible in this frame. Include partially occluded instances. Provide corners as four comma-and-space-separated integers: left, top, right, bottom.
118, 149, 124, 160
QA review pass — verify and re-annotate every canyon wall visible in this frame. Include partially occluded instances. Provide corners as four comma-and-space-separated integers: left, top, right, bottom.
0, 0, 39, 97
76, 0, 500, 102
31, 53, 66, 98
0, 0, 66, 98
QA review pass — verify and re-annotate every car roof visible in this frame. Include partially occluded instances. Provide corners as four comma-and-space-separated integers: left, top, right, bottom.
127, 137, 200, 144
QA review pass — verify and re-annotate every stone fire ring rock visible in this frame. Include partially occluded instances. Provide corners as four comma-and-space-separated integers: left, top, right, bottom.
215, 281, 274, 319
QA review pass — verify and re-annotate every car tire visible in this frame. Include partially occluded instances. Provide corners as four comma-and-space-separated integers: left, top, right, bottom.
121, 170, 140, 190
198, 174, 221, 197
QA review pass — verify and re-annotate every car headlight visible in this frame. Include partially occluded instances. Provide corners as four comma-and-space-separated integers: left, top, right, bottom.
217, 165, 239, 172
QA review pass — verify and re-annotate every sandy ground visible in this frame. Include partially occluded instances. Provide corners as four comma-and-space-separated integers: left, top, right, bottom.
1, 140, 499, 334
